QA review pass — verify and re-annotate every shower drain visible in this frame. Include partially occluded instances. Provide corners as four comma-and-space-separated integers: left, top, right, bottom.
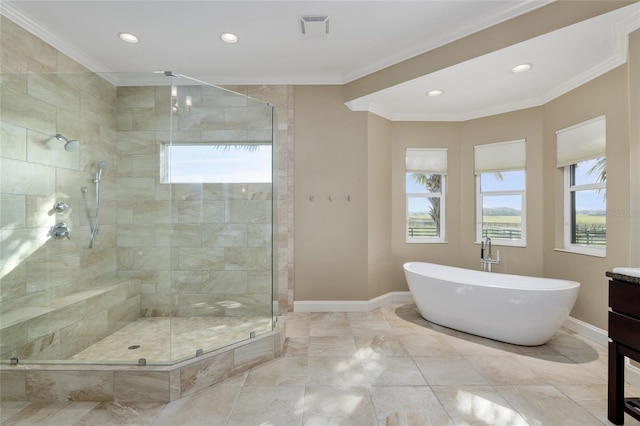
128, 345, 141, 350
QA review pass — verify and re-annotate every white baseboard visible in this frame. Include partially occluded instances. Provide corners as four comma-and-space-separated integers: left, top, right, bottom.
562, 316, 609, 346
562, 316, 640, 387
293, 291, 412, 313
293, 292, 640, 387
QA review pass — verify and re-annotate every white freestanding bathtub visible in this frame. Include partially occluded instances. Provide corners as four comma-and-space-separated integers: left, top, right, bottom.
403, 262, 580, 346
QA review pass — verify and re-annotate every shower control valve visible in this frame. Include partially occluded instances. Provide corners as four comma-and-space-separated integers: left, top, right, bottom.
53, 202, 69, 212
51, 222, 71, 240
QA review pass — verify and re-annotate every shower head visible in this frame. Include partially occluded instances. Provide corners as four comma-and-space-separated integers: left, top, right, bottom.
55, 134, 80, 152
96, 161, 108, 181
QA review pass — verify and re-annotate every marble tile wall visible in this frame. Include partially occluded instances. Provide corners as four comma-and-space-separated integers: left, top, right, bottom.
0, 16, 122, 359
115, 83, 293, 319
1, 14, 294, 364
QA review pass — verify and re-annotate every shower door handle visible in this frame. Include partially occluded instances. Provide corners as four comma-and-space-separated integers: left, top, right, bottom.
52, 223, 71, 240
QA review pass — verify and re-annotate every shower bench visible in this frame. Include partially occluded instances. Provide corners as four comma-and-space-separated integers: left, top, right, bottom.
1, 276, 140, 361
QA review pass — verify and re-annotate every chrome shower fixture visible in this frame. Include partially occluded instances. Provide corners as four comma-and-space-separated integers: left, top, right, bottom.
85, 161, 108, 249
95, 161, 108, 182
55, 134, 80, 152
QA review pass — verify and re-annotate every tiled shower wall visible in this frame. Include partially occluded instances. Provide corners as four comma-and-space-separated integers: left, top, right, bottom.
115, 84, 287, 317
0, 15, 294, 359
0, 17, 123, 358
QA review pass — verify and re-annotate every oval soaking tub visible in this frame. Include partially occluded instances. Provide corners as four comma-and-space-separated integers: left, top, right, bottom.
403, 262, 580, 346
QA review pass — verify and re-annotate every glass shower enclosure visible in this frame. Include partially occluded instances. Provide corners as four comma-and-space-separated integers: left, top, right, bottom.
0, 71, 277, 365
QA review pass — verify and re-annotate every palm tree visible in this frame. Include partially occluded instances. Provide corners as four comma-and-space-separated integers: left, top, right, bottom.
587, 157, 606, 184
411, 173, 441, 231
581, 156, 606, 200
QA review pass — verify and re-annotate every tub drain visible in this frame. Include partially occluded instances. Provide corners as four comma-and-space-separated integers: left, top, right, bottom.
128, 345, 141, 350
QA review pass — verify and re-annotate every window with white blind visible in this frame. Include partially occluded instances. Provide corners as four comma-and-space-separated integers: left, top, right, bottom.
406, 148, 447, 243
556, 116, 606, 255
474, 139, 526, 246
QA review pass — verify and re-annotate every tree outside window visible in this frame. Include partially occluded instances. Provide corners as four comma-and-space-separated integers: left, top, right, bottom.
566, 156, 606, 249
406, 173, 445, 242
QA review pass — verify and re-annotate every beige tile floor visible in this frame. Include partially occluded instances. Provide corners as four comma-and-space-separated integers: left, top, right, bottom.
3, 303, 640, 425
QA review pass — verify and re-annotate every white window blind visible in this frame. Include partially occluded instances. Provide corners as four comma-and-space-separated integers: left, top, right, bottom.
406, 148, 448, 173
556, 115, 605, 168
474, 139, 526, 174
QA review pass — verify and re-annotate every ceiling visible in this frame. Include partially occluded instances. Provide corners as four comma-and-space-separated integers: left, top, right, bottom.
2, 1, 639, 121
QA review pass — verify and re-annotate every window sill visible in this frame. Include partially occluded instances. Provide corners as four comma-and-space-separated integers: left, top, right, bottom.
553, 247, 606, 258
474, 240, 526, 248
406, 240, 448, 244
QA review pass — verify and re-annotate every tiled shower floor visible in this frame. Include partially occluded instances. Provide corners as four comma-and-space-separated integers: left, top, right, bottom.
69, 316, 273, 363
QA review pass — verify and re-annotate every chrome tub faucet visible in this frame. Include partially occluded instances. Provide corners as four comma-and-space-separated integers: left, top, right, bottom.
480, 236, 500, 272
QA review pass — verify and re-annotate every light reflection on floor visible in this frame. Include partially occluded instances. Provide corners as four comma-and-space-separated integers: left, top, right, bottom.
456, 389, 526, 425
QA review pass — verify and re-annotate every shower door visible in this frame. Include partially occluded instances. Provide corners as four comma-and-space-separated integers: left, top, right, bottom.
164, 75, 276, 362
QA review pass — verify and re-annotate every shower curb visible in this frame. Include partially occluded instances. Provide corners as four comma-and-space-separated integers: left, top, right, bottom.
0, 316, 285, 403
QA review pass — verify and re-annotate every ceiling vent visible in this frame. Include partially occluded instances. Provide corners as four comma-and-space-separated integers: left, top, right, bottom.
300, 15, 329, 36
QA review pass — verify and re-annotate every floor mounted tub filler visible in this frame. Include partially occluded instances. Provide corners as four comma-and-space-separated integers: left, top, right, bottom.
403, 262, 580, 346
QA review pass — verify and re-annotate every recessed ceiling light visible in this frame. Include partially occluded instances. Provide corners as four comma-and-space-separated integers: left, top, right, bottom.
511, 63, 532, 73
427, 90, 443, 97
220, 32, 239, 44
118, 32, 139, 44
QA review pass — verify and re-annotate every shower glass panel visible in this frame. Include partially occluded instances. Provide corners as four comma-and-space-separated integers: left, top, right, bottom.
0, 71, 275, 366
165, 74, 275, 363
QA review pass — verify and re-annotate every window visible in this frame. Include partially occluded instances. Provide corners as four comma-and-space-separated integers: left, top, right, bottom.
474, 140, 526, 246
565, 158, 606, 249
406, 148, 447, 243
556, 116, 606, 255
162, 143, 272, 183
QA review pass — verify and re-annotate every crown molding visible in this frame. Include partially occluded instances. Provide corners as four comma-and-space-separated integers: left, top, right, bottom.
342, 0, 553, 83
1, 2, 113, 76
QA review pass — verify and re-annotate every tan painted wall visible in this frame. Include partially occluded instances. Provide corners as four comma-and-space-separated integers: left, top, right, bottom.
288, 32, 637, 337
543, 66, 631, 331
629, 30, 640, 267
390, 122, 462, 288
367, 114, 392, 299
293, 86, 370, 301
459, 108, 545, 277
630, 27, 640, 373
294, 60, 635, 335
388, 109, 545, 290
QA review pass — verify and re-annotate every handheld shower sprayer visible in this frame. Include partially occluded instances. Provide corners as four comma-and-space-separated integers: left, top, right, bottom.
82, 161, 108, 249
95, 161, 108, 182
55, 134, 80, 152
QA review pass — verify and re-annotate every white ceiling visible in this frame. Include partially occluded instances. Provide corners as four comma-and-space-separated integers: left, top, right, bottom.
2, 1, 639, 121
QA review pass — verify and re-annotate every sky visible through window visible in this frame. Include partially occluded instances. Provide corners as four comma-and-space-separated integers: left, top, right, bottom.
407, 162, 606, 212
168, 144, 272, 183
572, 157, 606, 213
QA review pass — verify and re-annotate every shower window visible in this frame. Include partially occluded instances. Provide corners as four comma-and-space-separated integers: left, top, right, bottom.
162, 143, 272, 183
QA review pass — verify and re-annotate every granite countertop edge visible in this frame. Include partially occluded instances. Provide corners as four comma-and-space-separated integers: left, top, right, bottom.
606, 271, 640, 285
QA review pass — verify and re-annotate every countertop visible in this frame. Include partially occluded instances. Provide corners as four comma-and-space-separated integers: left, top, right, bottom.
606, 271, 640, 285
